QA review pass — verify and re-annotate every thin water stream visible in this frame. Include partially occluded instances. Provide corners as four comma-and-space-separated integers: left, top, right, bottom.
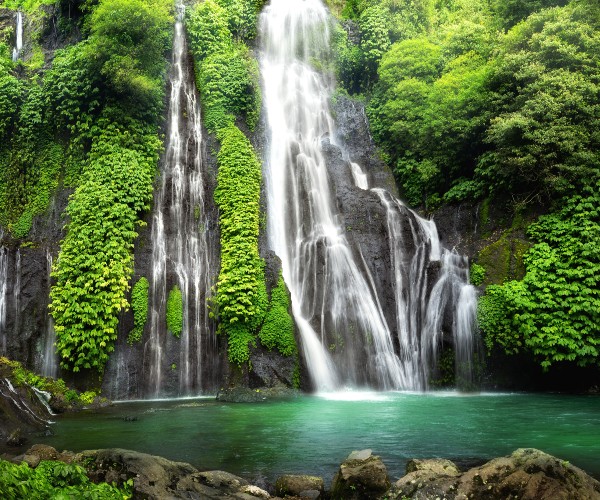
31, 393, 600, 482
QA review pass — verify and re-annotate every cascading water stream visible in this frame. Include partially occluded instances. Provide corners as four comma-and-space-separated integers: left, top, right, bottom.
260, 0, 477, 390
12, 12, 23, 62
143, 2, 217, 397
261, 0, 407, 390
0, 245, 7, 354
41, 250, 58, 378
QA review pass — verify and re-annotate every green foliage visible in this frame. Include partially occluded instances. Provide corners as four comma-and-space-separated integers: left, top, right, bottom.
477, 6, 600, 202
0, 459, 129, 499
469, 263, 486, 286
166, 285, 183, 338
358, 5, 391, 85
128, 277, 149, 344
479, 184, 600, 369
187, 1, 261, 132
213, 0, 261, 41
47, 0, 169, 374
84, 0, 173, 119
51, 115, 161, 373
212, 124, 267, 365
259, 274, 297, 357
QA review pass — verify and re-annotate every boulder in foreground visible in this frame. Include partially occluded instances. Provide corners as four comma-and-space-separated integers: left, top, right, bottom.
391, 448, 600, 499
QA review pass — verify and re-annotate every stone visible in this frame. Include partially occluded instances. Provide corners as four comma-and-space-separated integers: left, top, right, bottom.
275, 474, 324, 497
240, 484, 271, 498
391, 448, 600, 500
405, 458, 460, 476
331, 449, 391, 500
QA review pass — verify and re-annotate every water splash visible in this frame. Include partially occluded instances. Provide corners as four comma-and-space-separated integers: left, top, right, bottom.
144, 3, 217, 397
12, 12, 23, 62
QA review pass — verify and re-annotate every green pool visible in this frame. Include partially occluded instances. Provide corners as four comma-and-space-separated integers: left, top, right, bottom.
37, 391, 600, 483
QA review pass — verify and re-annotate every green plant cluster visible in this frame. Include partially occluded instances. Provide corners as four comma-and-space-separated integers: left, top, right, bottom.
186, 0, 261, 132
166, 285, 183, 338
0, 459, 130, 500
128, 277, 149, 344
186, 0, 268, 365
47, 0, 172, 373
469, 263, 486, 287
212, 124, 267, 365
478, 184, 600, 369
259, 273, 297, 357
359, 0, 599, 208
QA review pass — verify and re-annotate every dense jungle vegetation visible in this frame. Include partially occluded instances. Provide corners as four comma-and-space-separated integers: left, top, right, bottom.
0, 0, 598, 378
330, 0, 599, 372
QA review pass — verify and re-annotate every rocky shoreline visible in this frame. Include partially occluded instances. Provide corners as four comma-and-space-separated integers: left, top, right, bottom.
2, 445, 599, 499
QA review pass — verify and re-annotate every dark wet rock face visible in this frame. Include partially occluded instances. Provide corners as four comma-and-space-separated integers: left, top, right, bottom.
0, 376, 51, 449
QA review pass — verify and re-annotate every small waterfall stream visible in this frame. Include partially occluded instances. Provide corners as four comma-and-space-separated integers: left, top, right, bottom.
12, 12, 23, 62
41, 250, 58, 378
143, 3, 218, 397
260, 0, 477, 390
0, 245, 8, 354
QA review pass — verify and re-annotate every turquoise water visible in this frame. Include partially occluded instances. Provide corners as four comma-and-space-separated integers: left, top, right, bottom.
38, 392, 600, 483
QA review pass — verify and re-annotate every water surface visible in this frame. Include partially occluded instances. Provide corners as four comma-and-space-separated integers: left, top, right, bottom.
38, 392, 600, 483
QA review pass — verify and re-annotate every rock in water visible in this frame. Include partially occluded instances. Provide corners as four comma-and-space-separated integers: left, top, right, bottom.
392, 448, 600, 499
331, 449, 390, 499
275, 474, 324, 498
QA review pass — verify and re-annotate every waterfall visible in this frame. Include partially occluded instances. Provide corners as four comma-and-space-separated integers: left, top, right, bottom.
12, 12, 23, 62
13, 249, 20, 343
0, 246, 7, 354
260, 0, 477, 390
143, 3, 217, 397
41, 250, 58, 378
261, 0, 406, 390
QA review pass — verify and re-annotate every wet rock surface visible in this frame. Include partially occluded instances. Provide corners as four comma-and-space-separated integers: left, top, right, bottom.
3, 445, 599, 500
331, 449, 391, 499
391, 448, 600, 500
216, 385, 300, 403
0, 374, 51, 449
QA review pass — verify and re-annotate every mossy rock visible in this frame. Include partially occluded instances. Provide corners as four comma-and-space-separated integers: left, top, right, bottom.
478, 234, 530, 286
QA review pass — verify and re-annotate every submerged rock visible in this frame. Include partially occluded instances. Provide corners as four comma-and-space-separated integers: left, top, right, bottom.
216, 385, 300, 403
331, 449, 391, 499
391, 448, 600, 500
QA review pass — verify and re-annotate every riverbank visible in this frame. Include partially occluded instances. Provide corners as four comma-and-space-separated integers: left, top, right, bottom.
1, 445, 599, 499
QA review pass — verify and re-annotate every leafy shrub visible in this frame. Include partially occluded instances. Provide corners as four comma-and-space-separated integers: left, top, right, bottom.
212, 124, 267, 364
128, 277, 149, 344
259, 274, 297, 357
469, 263, 486, 286
166, 285, 183, 337
0, 459, 129, 499
478, 185, 600, 369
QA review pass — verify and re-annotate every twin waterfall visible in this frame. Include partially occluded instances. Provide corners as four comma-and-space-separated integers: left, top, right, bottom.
0, 0, 476, 396
260, 0, 477, 390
